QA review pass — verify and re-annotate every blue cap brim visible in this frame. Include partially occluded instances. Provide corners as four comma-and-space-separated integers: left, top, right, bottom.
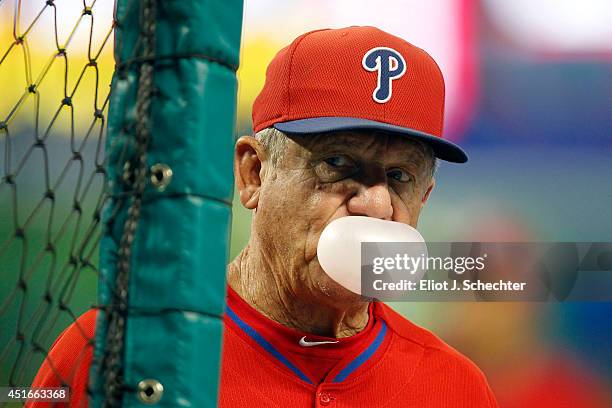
273, 117, 468, 163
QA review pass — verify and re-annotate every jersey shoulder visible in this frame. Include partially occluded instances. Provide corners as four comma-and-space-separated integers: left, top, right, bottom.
51, 309, 98, 353
376, 302, 498, 406
28, 309, 98, 407
377, 302, 481, 367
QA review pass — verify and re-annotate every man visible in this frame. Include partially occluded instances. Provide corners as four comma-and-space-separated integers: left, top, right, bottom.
31, 26, 497, 407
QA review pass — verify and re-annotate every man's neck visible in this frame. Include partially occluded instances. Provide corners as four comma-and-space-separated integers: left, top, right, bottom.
227, 246, 369, 338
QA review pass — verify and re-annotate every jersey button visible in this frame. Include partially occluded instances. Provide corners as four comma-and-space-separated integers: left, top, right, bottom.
319, 392, 333, 406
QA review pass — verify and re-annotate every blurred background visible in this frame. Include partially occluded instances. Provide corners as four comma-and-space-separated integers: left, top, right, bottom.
1, 0, 611, 406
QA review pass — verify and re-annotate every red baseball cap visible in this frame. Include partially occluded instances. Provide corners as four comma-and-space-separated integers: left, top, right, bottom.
252, 26, 467, 163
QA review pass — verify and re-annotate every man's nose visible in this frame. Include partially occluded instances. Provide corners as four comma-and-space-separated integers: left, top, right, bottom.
347, 183, 393, 220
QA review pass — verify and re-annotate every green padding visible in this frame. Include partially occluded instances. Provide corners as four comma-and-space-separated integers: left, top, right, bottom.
91, 0, 243, 406
128, 198, 231, 315
115, 1, 242, 70
106, 61, 238, 202
122, 313, 224, 408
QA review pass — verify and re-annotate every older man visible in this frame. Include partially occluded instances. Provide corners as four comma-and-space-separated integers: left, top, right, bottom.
30, 27, 497, 407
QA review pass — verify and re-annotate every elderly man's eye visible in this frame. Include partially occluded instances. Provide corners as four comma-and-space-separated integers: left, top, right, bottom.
387, 168, 412, 183
313, 155, 357, 182
323, 155, 354, 168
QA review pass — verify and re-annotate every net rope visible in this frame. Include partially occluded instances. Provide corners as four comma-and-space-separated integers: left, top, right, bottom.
99, 0, 156, 405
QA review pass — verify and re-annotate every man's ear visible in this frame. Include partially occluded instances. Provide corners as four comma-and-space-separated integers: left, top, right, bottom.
420, 178, 435, 208
234, 136, 265, 210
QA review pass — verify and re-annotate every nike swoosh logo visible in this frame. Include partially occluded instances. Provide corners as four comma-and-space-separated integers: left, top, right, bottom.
298, 336, 339, 347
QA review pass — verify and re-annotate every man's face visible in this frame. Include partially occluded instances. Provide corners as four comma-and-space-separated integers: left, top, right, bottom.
241, 131, 435, 306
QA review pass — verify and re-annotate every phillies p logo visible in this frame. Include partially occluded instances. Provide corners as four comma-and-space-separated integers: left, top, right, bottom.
362, 47, 406, 103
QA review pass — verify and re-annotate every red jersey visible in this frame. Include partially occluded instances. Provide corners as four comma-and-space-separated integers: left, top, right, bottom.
29, 287, 498, 407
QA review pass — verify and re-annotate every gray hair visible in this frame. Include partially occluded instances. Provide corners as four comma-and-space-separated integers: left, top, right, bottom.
254, 127, 289, 165
254, 127, 437, 179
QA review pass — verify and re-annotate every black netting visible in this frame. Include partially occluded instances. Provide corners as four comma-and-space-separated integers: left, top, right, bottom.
0, 0, 115, 406
0, 0, 161, 404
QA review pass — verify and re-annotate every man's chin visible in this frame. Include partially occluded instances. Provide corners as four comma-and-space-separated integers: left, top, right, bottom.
314, 271, 368, 305
306, 260, 369, 306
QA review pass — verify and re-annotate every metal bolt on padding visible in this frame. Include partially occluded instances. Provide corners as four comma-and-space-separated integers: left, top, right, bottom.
137, 379, 164, 404
150, 163, 172, 191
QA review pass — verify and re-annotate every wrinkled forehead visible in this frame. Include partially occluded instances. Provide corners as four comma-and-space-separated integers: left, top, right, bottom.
288, 130, 432, 162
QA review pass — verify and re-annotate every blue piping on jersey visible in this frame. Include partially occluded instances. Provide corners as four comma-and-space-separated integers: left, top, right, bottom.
332, 321, 388, 382
226, 306, 313, 384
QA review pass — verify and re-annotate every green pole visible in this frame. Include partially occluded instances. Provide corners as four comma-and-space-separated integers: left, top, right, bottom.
91, 0, 243, 406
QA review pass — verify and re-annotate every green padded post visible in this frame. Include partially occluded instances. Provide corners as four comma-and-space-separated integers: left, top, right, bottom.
91, 0, 243, 406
